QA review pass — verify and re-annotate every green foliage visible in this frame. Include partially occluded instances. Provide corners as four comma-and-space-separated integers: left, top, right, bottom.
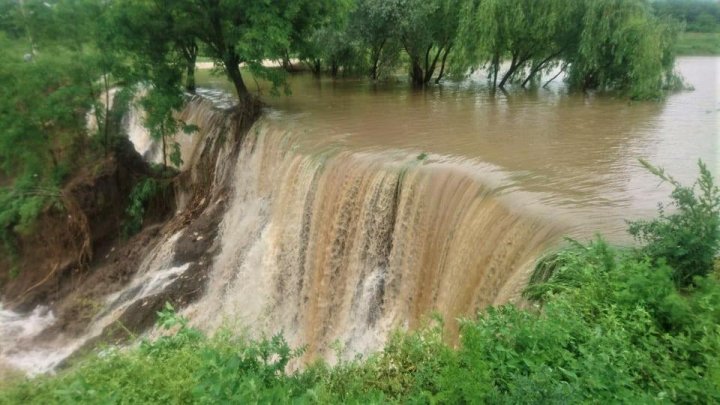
123, 177, 166, 237
456, 0, 681, 98
0, 1, 129, 253
0, 35, 94, 181
569, 0, 682, 99
522, 238, 720, 402
628, 159, 720, 287
653, 0, 720, 33
192, 333, 305, 403
675, 31, 720, 55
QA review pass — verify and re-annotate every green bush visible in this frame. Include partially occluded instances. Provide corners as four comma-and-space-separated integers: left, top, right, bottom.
628, 159, 720, 287
123, 177, 165, 237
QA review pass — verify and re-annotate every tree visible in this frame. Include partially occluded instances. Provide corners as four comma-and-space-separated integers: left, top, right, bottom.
456, 0, 681, 98
110, 0, 194, 168
296, 0, 362, 77
457, 0, 582, 89
653, 0, 720, 33
280, 0, 343, 73
394, 0, 460, 87
567, 0, 681, 99
169, 0, 338, 104
351, 0, 403, 80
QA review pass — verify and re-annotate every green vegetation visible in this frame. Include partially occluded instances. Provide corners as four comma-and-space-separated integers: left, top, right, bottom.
0, 1, 716, 398
2, 162, 718, 403
676, 32, 720, 55
0, 3, 107, 263
653, 0, 720, 33
654, 0, 720, 55
123, 176, 168, 237
455, 0, 682, 99
628, 160, 720, 287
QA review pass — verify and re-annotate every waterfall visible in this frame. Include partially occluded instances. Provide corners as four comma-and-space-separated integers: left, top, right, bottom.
183, 115, 562, 361
0, 95, 563, 375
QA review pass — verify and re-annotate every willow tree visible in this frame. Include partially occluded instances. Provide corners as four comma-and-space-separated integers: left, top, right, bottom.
456, 0, 582, 89
567, 0, 681, 99
457, 0, 680, 98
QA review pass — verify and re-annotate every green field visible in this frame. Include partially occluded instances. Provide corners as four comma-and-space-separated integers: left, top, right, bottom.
676, 32, 720, 55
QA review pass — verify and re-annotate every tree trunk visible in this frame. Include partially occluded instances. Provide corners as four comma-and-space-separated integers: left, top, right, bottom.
103, 73, 110, 157
491, 52, 500, 89
183, 43, 198, 93
498, 53, 517, 89
186, 61, 196, 93
282, 50, 293, 72
369, 38, 387, 80
224, 52, 249, 102
499, 53, 531, 89
435, 45, 452, 84
424, 47, 443, 84
312, 59, 321, 76
410, 59, 425, 87
161, 122, 167, 168
521, 51, 562, 88
543, 63, 567, 88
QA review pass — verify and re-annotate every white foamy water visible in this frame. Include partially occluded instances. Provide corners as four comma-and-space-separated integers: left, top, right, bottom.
0, 231, 192, 376
0, 304, 66, 375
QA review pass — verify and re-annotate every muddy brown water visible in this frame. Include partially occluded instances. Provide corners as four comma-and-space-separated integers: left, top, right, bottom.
197, 57, 718, 243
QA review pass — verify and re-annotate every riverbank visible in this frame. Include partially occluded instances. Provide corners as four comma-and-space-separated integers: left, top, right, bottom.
675, 32, 720, 55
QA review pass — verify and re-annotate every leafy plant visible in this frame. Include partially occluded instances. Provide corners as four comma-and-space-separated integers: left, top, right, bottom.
123, 177, 164, 237
628, 159, 720, 287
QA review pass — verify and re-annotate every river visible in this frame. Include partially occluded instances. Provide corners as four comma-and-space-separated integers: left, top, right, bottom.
199, 56, 719, 242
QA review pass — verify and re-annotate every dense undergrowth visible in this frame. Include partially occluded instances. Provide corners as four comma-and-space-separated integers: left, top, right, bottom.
1, 161, 718, 403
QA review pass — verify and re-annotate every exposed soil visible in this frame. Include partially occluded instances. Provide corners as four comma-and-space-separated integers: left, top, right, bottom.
2, 94, 261, 375
0, 136, 157, 313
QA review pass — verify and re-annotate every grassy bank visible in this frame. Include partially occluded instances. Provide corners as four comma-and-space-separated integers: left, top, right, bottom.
675, 32, 720, 55
1, 161, 718, 403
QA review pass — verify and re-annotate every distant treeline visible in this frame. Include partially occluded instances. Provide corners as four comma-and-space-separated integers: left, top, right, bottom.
653, 0, 720, 32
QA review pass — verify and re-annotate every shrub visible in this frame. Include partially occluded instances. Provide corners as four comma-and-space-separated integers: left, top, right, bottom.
122, 176, 166, 236
628, 159, 720, 287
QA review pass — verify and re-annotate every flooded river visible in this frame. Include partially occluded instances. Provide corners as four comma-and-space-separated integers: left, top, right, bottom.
199, 56, 718, 242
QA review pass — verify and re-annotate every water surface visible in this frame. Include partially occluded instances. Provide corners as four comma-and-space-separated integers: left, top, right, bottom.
199, 57, 719, 241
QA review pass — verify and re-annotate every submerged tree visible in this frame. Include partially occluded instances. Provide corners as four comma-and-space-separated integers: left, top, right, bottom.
351, 0, 403, 80
567, 0, 681, 99
167, 0, 339, 105
456, 0, 680, 97
397, 0, 461, 86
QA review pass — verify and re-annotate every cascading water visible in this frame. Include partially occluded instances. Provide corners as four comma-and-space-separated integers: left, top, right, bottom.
0, 93, 562, 376
182, 118, 561, 361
